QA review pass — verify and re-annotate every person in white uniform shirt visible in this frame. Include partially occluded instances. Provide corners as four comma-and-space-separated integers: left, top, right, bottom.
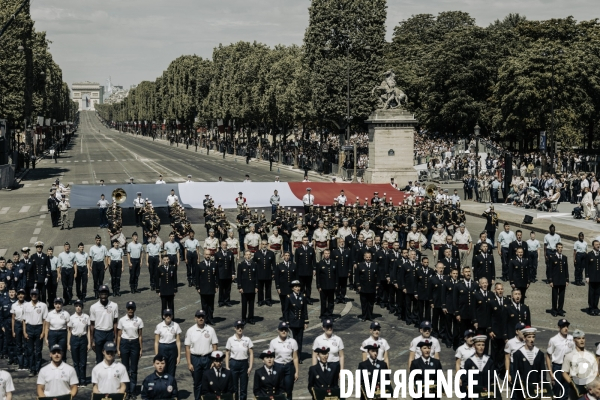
185, 309, 218, 400
36, 344, 78, 397
133, 192, 145, 227
311, 319, 345, 370
186, 174, 194, 183
10, 288, 27, 372
407, 320, 441, 370
67, 299, 90, 387
155, 175, 166, 184
269, 321, 299, 400
184, 230, 200, 287
117, 301, 144, 399
335, 190, 347, 206
302, 188, 314, 214
44, 297, 70, 362
360, 321, 391, 366
562, 329, 598, 399
146, 235, 162, 291
92, 341, 129, 395
546, 318, 574, 400
23, 288, 48, 376
90, 285, 119, 364
89, 235, 109, 299
166, 189, 179, 215
454, 329, 476, 371
0, 368, 14, 400
154, 308, 181, 379
504, 322, 526, 382
225, 320, 254, 400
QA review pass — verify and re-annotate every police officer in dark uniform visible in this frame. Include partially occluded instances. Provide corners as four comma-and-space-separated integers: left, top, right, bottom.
355, 252, 379, 322
315, 249, 337, 319
483, 206, 498, 242
238, 251, 258, 324
284, 280, 308, 360
506, 289, 530, 338
196, 250, 218, 325
332, 238, 351, 304
19, 248, 33, 300
548, 243, 569, 317
30, 242, 51, 304
141, 354, 178, 399
274, 252, 297, 320
0, 288, 16, 361
216, 241, 235, 308
489, 283, 508, 373
200, 350, 234, 396
375, 241, 390, 308
156, 254, 177, 319
508, 248, 529, 301
254, 241, 276, 307
415, 257, 433, 324
295, 237, 316, 304
308, 346, 340, 398
402, 252, 419, 325
473, 277, 493, 352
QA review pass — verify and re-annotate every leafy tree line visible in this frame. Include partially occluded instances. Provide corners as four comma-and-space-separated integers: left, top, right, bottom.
0, 0, 77, 128
97, 2, 600, 150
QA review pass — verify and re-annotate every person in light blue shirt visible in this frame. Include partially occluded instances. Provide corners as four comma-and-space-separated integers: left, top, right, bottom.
74, 243, 90, 303
127, 233, 144, 294
497, 223, 516, 281
58, 243, 77, 305
544, 224, 561, 282
573, 232, 588, 286
164, 233, 181, 268
89, 235, 108, 299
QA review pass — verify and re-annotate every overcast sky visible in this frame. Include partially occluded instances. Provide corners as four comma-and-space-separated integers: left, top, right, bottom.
30, 0, 596, 90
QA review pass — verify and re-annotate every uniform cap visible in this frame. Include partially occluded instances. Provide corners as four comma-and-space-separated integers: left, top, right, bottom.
278, 322, 289, 330
370, 322, 381, 330
126, 301, 136, 309
234, 320, 246, 327
98, 285, 110, 293
459, 223, 465, 227
473, 335, 487, 342
464, 329, 475, 338
21, 247, 30, 253
195, 310, 206, 317
187, 175, 192, 178
163, 309, 173, 316
289, 280, 301, 288
417, 340, 432, 348
557, 319, 570, 327
74, 299, 83, 306
50, 344, 63, 353
238, 192, 243, 195
17, 288, 25, 294
211, 351, 225, 360
259, 350, 275, 359
420, 321, 432, 330
103, 341, 117, 352
521, 326, 537, 335
572, 329, 585, 338
314, 346, 330, 354
515, 322, 526, 331
12, 251, 19, 256
306, 188, 312, 191
364, 343, 380, 351
322, 319, 333, 327
209, 229, 215, 233
54, 297, 64, 304
34, 241, 44, 248
30, 288, 39, 295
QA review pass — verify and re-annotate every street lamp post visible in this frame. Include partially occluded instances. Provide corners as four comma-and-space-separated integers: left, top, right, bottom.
474, 122, 480, 178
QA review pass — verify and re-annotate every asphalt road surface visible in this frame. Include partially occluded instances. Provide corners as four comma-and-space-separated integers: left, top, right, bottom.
1, 111, 598, 399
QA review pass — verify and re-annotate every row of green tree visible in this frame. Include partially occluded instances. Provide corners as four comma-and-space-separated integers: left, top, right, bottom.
96, 1, 600, 149
0, 0, 77, 129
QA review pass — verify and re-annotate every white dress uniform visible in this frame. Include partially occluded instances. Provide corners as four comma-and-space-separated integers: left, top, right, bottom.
92, 360, 130, 393
312, 333, 344, 363
291, 229, 306, 249
269, 336, 298, 365
68, 312, 90, 336
337, 226, 352, 239
166, 194, 179, 207
243, 233, 261, 252
156, 179, 166, 184
155, 320, 182, 344
118, 315, 144, 339
302, 194, 314, 207
226, 334, 254, 360
313, 228, 330, 262
453, 230, 472, 267
226, 237, 240, 258
268, 234, 284, 264
360, 337, 390, 361
90, 300, 119, 331
0, 370, 14, 399
360, 229, 375, 241
184, 324, 218, 356
46, 309, 70, 330
383, 230, 398, 248
409, 335, 441, 359
203, 237, 219, 254
335, 195, 347, 206
23, 301, 49, 325
37, 361, 78, 396
455, 343, 476, 369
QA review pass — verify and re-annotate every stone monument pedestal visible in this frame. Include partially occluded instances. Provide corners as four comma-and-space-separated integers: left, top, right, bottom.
364, 109, 418, 185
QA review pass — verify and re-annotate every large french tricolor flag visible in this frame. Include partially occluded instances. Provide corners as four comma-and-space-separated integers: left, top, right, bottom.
69, 182, 405, 209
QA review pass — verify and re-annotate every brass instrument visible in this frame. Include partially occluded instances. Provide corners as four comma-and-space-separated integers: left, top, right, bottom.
492, 211, 498, 226
425, 183, 436, 199
111, 188, 127, 204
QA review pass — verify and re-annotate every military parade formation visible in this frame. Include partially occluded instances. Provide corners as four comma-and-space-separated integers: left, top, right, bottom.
2, 182, 600, 400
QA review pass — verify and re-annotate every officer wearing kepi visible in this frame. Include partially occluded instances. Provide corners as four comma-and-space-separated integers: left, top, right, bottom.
200, 350, 234, 396
141, 354, 178, 399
